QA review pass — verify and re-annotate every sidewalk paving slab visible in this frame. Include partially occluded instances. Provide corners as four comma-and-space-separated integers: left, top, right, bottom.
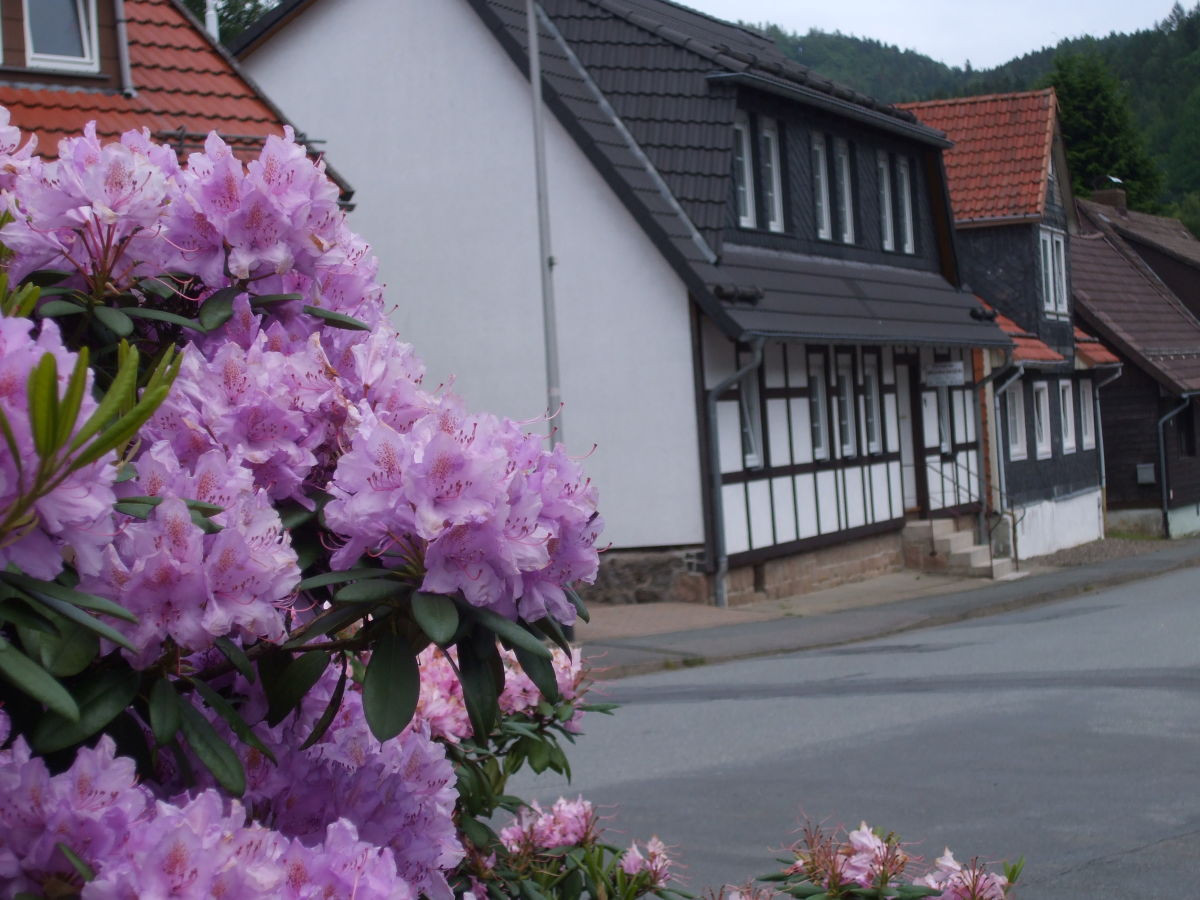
577, 538, 1200, 679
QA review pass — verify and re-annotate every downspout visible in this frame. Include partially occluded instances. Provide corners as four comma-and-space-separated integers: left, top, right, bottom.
526, 0, 563, 447
1093, 365, 1123, 517
991, 362, 1025, 564
972, 348, 1013, 543
706, 337, 765, 608
114, 0, 136, 97
1157, 391, 1200, 539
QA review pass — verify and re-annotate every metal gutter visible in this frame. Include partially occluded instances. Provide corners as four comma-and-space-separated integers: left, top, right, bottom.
1093, 364, 1123, 508
114, 0, 135, 97
1157, 391, 1200, 538
991, 362, 1026, 562
706, 337, 765, 608
706, 72, 952, 148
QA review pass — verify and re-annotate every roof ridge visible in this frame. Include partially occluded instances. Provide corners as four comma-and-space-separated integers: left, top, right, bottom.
900, 87, 1054, 109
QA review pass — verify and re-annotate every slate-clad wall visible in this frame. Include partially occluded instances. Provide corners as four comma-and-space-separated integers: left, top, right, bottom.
1001, 374, 1102, 507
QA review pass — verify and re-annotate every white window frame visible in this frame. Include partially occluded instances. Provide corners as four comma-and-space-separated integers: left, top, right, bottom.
878, 151, 894, 251
812, 135, 832, 241
1040, 227, 1068, 315
24, 0, 99, 73
835, 355, 857, 457
1033, 381, 1052, 459
1080, 379, 1096, 450
1060, 380, 1076, 453
1007, 386, 1027, 461
738, 369, 764, 470
760, 118, 785, 233
834, 138, 855, 244
862, 356, 882, 454
733, 111, 756, 229
896, 156, 915, 254
809, 354, 829, 461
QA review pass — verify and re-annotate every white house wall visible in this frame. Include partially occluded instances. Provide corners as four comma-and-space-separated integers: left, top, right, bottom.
1014, 488, 1104, 558
243, 0, 704, 549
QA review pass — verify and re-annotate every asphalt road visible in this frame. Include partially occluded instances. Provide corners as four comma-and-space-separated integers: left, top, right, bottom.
508, 566, 1200, 897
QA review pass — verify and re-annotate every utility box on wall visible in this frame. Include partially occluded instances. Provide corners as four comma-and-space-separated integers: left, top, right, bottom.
1136, 463, 1156, 485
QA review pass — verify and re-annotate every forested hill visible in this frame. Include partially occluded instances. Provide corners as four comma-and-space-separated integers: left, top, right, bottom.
752, 3, 1200, 209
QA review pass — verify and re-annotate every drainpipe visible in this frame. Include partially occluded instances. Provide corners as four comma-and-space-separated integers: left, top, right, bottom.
114, 0, 136, 97
1093, 365, 1123, 516
706, 337, 765, 608
972, 348, 1013, 543
991, 362, 1025, 565
526, 0, 564, 447
1157, 391, 1200, 538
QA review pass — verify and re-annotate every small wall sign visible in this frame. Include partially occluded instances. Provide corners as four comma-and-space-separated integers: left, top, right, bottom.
923, 360, 965, 387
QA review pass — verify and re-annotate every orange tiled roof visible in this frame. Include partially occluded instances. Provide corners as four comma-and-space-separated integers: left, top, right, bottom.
0, 0, 286, 158
898, 89, 1057, 225
1074, 326, 1120, 368
978, 298, 1063, 365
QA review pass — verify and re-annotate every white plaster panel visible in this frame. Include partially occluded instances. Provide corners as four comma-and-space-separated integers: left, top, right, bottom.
790, 398, 813, 464
845, 466, 867, 529
953, 390, 967, 442
717, 400, 743, 475
771, 477, 798, 544
722, 484, 750, 556
882, 347, 895, 384
767, 399, 792, 467
786, 344, 808, 388
883, 393, 899, 454
871, 463, 891, 522
1013, 489, 1104, 557
1168, 503, 1200, 538
796, 474, 818, 539
245, 0, 704, 549
888, 460, 904, 518
921, 392, 940, 448
747, 479, 774, 550
817, 470, 840, 533
926, 455, 945, 509
763, 343, 786, 388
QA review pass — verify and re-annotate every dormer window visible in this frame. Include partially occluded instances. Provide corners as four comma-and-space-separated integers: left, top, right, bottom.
877, 151, 894, 251
834, 138, 855, 244
733, 111, 785, 232
896, 156, 915, 254
25, 0, 100, 73
1040, 227, 1067, 315
812, 134, 832, 240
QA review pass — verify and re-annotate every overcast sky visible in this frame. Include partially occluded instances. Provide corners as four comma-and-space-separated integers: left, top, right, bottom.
682, 0, 1176, 69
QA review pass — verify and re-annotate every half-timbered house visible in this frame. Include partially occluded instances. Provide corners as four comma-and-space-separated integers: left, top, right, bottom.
236, 0, 1010, 604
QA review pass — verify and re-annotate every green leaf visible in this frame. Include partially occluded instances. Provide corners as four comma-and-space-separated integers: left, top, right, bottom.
19, 613, 98, 677
214, 636, 255, 683
180, 700, 246, 796
282, 603, 370, 649
149, 677, 182, 746
276, 499, 316, 529
93, 305, 134, 337
265, 651, 330, 726
16, 588, 137, 652
532, 615, 571, 658
297, 567, 390, 591
188, 676, 276, 764
123, 306, 204, 331
460, 816, 497, 849
55, 348, 90, 451
26, 269, 71, 287
457, 636, 501, 741
362, 631, 420, 741
2, 572, 138, 623
0, 598, 58, 634
113, 501, 154, 519
198, 287, 239, 331
70, 384, 172, 469
412, 591, 459, 645
565, 587, 589, 623
525, 736, 551, 773
472, 608, 551, 659
0, 634, 78, 720
55, 843, 96, 883
37, 298, 87, 318
514, 644, 560, 703
249, 292, 302, 307
70, 345, 139, 451
27, 352, 59, 457
31, 667, 140, 753
300, 660, 347, 750
302, 305, 371, 331
334, 579, 407, 604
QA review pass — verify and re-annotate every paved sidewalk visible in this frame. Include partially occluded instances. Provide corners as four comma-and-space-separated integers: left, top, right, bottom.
576, 538, 1200, 678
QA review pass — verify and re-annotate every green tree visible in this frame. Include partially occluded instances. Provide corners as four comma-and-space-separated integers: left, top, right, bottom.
182, 0, 278, 44
1041, 53, 1163, 209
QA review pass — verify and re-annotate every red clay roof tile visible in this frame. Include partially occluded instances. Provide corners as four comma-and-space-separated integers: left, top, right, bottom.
978, 298, 1064, 364
1073, 326, 1120, 367
0, 0, 286, 158
898, 89, 1056, 225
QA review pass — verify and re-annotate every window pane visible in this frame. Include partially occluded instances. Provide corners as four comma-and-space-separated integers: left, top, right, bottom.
761, 121, 784, 232
1053, 235, 1067, 312
878, 152, 894, 251
1041, 234, 1053, 310
835, 139, 854, 244
733, 120, 755, 227
809, 357, 828, 459
897, 158, 913, 253
812, 136, 831, 240
29, 0, 87, 58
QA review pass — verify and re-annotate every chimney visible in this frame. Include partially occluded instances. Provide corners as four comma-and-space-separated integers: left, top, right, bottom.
1091, 188, 1127, 214
205, 0, 220, 42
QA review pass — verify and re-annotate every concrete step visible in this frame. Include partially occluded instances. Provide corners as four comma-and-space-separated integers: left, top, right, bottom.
934, 530, 974, 557
990, 556, 1015, 579
901, 518, 958, 543
949, 544, 991, 572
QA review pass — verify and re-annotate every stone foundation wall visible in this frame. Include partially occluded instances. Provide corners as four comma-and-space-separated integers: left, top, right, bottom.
582, 548, 709, 605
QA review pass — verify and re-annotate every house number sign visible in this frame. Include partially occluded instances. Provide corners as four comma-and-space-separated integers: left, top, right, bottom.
922, 360, 965, 386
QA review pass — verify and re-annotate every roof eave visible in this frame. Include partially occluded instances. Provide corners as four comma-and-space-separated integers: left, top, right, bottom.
954, 214, 1042, 229
228, 0, 316, 58
706, 72, 952, 148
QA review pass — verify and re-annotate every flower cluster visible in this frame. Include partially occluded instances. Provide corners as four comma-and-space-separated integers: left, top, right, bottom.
915, 849, 1010, 900
415, 644, 589, 742
499, 796, 599, 853
0, 713, 415, 899
621, 837, 673, 889
0, 317, 116, 580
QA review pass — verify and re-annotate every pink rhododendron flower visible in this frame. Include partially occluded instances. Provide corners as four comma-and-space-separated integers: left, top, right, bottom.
620, 837, 673, 887
500, 797, 598, 852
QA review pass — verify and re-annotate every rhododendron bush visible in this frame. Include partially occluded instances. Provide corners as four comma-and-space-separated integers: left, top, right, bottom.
0, 111, 692, 899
